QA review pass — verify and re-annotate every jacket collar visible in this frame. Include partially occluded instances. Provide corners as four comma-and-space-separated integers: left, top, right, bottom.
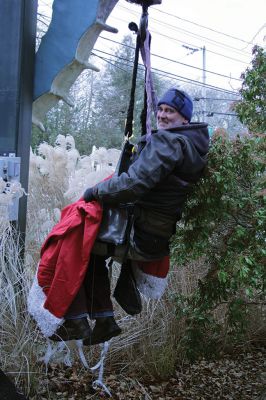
150, 122, 210, 156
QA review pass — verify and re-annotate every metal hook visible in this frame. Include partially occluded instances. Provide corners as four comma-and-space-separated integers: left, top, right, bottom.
128, 21, 138, 34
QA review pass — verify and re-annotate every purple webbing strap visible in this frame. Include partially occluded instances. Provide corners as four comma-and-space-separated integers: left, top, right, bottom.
140, 28, 158, 139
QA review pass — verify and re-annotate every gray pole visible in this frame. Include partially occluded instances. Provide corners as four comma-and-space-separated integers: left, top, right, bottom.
202, 46, 206, 85
182, 44, 206, 119
0, 0, 37, 240
202, 46, 206, 118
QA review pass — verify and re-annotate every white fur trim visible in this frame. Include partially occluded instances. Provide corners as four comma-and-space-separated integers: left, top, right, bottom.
132, 264, 168, 299
27, 275, 64, 337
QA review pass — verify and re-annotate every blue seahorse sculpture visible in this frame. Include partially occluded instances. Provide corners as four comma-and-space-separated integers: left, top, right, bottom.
33, 0, 119, 131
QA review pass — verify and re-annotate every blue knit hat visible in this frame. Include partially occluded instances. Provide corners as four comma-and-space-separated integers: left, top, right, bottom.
157, 88, 193, 121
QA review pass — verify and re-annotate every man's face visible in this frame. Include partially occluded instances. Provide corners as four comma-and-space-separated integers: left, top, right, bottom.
157, 104, 188, 129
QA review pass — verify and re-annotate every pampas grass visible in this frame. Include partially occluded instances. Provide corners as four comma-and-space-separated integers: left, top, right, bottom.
26, 136, 120, 266
0, 222, 44, 397
0, 137, 122, 395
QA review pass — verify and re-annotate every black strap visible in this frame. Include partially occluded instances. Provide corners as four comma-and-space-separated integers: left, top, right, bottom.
124, 34, 141, 138
125, 2, 151, 138
140, 9, 150, 135
140, 87, 147, 135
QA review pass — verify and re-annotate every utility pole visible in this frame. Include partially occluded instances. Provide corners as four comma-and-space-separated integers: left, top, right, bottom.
182, 44, 207, 118
202, 46, 207, 118
202, 45, 206, 86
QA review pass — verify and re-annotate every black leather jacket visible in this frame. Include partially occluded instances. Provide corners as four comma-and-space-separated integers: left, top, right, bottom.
93, 123, 209, 255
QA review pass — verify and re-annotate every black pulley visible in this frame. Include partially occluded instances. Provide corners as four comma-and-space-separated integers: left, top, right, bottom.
125, 0, 162, 6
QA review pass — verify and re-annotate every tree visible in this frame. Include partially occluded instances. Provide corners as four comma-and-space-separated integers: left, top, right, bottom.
171, 133, 265, 360
234, 45, 266, 133
31, 68, 98, 154
170, 48, 266, 358
90, 34, 163, 149
31, 34, 165, 153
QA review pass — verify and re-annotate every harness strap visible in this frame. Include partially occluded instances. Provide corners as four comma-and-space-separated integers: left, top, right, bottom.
125, 3, 157, 139
140, 28, 157, 137
124, 34, 141, 138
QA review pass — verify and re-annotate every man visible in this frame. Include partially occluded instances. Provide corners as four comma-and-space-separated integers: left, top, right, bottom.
51, 88, 209, 344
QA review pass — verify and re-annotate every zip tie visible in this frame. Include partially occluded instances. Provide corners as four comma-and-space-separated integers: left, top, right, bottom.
57, 341, 72, 367
75, 340, 90, 369
91, 341, 112, 397
90, 340, 110, 371
62, 344, 72, 367
40, 340, 72, 368
92, 380, 112, 397
40, 340, 54, 368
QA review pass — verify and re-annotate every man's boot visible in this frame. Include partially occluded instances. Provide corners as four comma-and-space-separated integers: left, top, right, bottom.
114, 261, 142, 315
49, 317, 92, 341
83, 316, 122, 345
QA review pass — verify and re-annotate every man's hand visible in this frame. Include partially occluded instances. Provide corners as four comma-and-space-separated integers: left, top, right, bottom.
83, 187, 95, 203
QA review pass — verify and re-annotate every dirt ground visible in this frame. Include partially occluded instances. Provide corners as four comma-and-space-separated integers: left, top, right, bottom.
34, 346, 265, 400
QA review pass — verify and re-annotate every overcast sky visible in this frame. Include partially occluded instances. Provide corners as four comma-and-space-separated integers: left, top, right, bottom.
38, 0, 266, 93
104, 0, 265, 91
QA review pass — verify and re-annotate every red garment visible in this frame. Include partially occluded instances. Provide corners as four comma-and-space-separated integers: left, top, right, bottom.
36, 198, 170, 321
137, 256, 169, 278
37, 199, 102, 318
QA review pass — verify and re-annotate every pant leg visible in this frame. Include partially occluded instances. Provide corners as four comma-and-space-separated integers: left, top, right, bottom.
65, 253, 113, 319
84, 253, 114, 318
65, 284, 89, 319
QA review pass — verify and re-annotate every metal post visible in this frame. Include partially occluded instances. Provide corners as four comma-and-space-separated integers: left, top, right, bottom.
182, 44, 206, 119
202, 45, 206, 118
202, 46, 206, 86
0, 0, 38, 239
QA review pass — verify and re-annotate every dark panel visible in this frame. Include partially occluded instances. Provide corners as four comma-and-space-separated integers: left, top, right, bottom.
0, 0, 37, 235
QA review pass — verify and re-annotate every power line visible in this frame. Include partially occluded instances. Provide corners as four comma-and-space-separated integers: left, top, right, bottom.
148, 66, 240, 95
203, 47, 249, 65
151, 17, 251, 57
98, 36, 243, 81
94, 59, 240, 118
92, 49, 241, 96
153, 53, 241, 82
95, 53, 131, 75
91, 54, 242, 118
106, 17, 250, 66
148, 30, 250, 65
240, 23, 266, 50
146, 6, 253, 46
117, 4, 252, 57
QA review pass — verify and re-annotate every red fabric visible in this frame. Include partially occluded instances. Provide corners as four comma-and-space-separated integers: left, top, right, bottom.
37, 199, 102, 318
137, 256, 170, 278
37, 196, 170, 319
